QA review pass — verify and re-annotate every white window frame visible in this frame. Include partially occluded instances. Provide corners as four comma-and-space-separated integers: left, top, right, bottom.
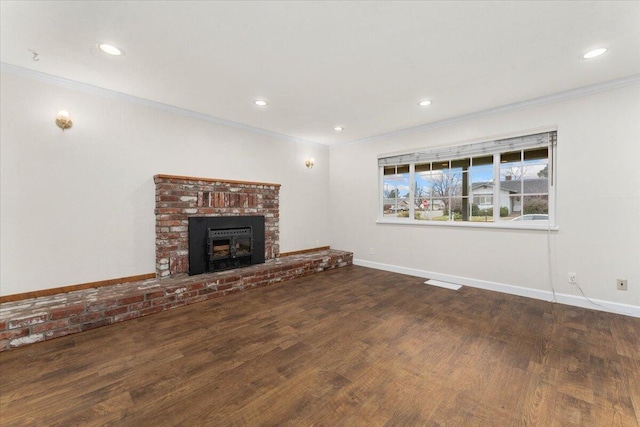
377, 130, 558, 230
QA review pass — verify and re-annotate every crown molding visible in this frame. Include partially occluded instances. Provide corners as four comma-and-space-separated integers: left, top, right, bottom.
0, 62, 328, 149
3, 62, 638, 150
337, 74, 640, 147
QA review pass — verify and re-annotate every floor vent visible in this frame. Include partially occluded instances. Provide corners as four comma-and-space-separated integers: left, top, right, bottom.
424, 279, 462, 290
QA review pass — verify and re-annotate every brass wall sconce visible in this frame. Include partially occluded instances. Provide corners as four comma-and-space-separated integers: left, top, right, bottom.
55, 110, 73, 130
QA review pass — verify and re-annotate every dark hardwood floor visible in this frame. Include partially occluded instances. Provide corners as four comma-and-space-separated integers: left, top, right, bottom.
1, 266, 639, 426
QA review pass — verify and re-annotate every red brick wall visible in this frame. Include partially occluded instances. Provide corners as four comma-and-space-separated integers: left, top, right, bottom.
154, 175, 280, 278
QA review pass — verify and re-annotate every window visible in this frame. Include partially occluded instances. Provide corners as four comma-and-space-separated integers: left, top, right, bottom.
378, 131, 556, 227
383, 165, 410, 217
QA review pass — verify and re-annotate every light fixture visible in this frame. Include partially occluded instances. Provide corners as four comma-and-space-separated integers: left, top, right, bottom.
582, 48, 607, 59
55, 110, 73, 130
254, 100, 268, 106
333, 126, 344, 131
98, 43, 124, 56
305, 158, 315, 169
418, 100, 432, 107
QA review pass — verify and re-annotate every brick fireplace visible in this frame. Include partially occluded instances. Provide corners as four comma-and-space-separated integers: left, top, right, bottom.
0, 174, 353, 352
0, 175, 353, 352
154, 174, 280, 278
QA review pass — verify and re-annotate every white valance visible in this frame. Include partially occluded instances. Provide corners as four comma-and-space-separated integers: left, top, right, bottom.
378, 132, 554, 166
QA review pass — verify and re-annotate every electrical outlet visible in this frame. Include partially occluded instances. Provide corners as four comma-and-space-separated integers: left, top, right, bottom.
617, 279, 628, 291
369, 247, 374, 255
568, 272, 577, 284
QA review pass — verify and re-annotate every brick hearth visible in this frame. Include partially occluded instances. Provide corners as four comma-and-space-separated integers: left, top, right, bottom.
0, 249, 353, 352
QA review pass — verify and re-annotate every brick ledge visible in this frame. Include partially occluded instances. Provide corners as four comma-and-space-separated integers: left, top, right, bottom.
0, 249, 353, 352
154, 174, 281, 187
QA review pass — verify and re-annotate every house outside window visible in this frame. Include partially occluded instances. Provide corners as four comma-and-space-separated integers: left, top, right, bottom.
378, 131, 556, 227
383, 165, 410, 217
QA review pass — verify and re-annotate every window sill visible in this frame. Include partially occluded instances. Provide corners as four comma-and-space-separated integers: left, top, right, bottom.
376, 218, 559, 231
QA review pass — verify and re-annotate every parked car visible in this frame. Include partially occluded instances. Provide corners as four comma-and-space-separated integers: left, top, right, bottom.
511, 214, 549, 221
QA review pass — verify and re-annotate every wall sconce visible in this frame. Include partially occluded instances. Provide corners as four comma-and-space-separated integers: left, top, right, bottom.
55, 110, 73, 130
305, 158, 315, 169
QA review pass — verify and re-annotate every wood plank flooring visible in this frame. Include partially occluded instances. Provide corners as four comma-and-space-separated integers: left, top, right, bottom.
1, 265, 638, 426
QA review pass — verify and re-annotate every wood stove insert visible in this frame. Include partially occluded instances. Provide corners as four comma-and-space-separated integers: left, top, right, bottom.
188, 216, 265, 275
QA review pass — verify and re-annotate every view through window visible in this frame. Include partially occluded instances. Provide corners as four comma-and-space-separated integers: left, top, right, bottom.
380, 131, 556, 226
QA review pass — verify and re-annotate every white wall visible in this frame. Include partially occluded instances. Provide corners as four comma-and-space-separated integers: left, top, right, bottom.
3, 69, 639, 314
0, 71, 330, 296
330, 83, 640, 311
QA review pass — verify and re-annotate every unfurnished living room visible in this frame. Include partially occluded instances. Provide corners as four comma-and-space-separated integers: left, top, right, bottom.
1, 1, 639, 426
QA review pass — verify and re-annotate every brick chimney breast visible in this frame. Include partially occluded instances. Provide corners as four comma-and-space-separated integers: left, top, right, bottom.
154, 175, 280, 278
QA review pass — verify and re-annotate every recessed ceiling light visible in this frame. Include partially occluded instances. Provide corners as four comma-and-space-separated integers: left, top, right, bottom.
98, 43, 124, 56
333, 126, 344, 131
418, 100, 432, 107
582, 48, 607, 59
254, 100, 268, 106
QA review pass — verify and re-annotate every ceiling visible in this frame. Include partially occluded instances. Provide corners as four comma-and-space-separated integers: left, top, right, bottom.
1, 1, 639, 146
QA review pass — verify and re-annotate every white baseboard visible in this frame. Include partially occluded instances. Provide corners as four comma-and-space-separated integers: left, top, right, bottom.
353, 259, 640, 318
